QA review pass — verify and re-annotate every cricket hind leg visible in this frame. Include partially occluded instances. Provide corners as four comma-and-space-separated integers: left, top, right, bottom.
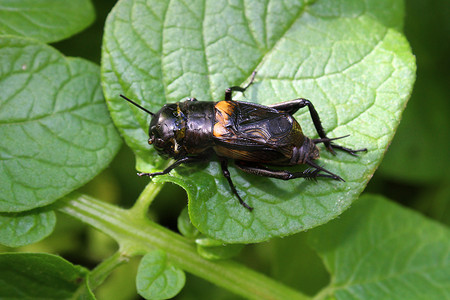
312, 135, 367, 156
234, 160, 342, 182
269, 98, 367, 155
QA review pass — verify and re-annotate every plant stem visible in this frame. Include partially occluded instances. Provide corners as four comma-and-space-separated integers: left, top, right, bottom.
58, 192, 310, 300
129, 181, 163, 217
88, 251, 128, 290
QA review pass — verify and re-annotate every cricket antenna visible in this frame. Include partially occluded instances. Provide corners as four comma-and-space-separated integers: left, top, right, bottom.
120, 94, 154, 116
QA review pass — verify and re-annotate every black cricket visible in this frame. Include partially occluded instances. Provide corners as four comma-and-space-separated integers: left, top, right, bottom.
121, 72, 366, 211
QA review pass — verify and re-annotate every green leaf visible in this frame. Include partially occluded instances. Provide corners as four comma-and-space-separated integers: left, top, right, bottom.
0, 252, 94, 299
308, 194, 450, 299
0, 208, 56, 247
101, 0, 415, 242
136, 250, 186, 300
0, 0, 95, 43
0, 36, 122, 212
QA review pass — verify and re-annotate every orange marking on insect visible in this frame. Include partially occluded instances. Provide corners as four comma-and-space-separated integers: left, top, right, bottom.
213, 101, 237, 138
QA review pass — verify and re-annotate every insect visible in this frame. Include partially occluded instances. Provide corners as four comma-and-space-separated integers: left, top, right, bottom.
120, 72, 366, 211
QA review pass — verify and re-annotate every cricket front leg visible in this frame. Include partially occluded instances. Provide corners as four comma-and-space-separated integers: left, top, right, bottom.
224, 71, 257, 101
138, 156, 203, 177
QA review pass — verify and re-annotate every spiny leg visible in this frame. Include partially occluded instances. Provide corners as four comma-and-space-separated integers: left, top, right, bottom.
269, 98, 367, 155
224, 71, 257, 101
327, 143, 366, 156
312, 135, 367, 156
220, 158, 253, 211
235, 160, 341, 181
304, 159, 344, 182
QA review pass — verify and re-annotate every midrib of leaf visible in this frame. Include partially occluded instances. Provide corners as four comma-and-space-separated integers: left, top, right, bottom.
160, 0, 310, 102
260, 5, 309, 78
226, 1, 308, 82
296, 30, 389, 81
163, 0, 211, 97
17, 12, 64, 29
332, 233, 448, 291
0, 103, 101, 125
199, 1, 212, 98
343, 264, 447, 288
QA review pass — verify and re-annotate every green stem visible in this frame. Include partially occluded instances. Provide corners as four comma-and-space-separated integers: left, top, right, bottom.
58, 192, 310, 300
88, 251, 128, 290
129, 181, 163, 217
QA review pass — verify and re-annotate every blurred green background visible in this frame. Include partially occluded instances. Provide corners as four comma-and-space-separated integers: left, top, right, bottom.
5, 0, 448, 299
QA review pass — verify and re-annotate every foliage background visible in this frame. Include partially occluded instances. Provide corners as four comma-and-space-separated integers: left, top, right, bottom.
1, 0, 448, 299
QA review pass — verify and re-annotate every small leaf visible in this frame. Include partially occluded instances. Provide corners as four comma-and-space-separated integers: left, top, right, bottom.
0, 253, 93, 299
308, 194, 450, 299
0, 0, 95, 43
0, 36, 122, 212
0, 208, 56, 247
177, 207, 200, 239
136, 250, 185, 300
195, 237, 244, 260
102, 0, 415, 242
